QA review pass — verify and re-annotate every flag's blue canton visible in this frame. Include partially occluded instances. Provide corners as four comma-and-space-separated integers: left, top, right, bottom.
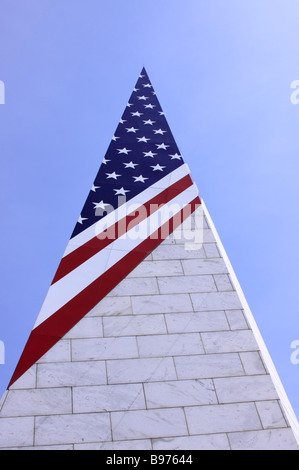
71, 67, 185, 238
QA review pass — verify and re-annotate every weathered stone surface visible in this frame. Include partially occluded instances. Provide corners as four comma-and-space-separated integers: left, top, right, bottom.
1, 207, 298, 451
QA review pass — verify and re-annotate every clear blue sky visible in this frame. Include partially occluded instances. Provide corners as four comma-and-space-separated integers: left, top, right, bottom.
1, 0, 299, 418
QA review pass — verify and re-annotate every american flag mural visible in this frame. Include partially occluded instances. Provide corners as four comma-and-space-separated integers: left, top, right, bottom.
9, 68, 201, 386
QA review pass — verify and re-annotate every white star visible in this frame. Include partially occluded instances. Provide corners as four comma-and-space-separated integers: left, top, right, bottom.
139, 74, 145, 78
153, 129, 167, 135
126, 126, 139, 133
106, 171, 121, 179
144, 103, 156, 109
119, 118, 127, 124
137, 136, 150, 143
123, 161, 139, 169
131, 111, 143, 117
102, 157, 110, 165
91, 184, 100, 192
133, 87, 139, 92
93, 200, 110, 210
127, 102, 133, 107
133, 174, 148, 183
143, 119, 155, 125
112, 135, 120, 141
117, 147, 132, 154
143, 150, 157, 158
159, 111, 165, 116
78, 215, 88, 224
113, 187, 130, 196
155, 143, 169, 150
169, 153, 182, 160
137, 95, 149, 100
143, 83, 152, 88
151, 164, 166, 172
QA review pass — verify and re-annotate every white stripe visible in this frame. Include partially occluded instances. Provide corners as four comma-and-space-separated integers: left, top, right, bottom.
63, 164, 190, 257
202, 199, 299, 447
33, 183, 199, 329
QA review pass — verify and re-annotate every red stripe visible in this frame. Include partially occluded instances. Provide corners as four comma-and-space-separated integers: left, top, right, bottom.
52, 174, 193, 284
8, 196, 201, 387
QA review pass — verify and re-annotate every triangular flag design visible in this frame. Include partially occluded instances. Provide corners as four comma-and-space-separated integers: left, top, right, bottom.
9, 67, 201, 387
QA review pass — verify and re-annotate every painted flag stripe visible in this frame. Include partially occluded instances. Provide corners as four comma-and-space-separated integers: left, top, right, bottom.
8, 196, 201, 387
52, 173, 193, 284
33, 182, 199, 329
63, 163, 191, 257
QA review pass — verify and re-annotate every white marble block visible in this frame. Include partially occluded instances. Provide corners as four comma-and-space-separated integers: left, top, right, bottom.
1, 204, 298, 451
